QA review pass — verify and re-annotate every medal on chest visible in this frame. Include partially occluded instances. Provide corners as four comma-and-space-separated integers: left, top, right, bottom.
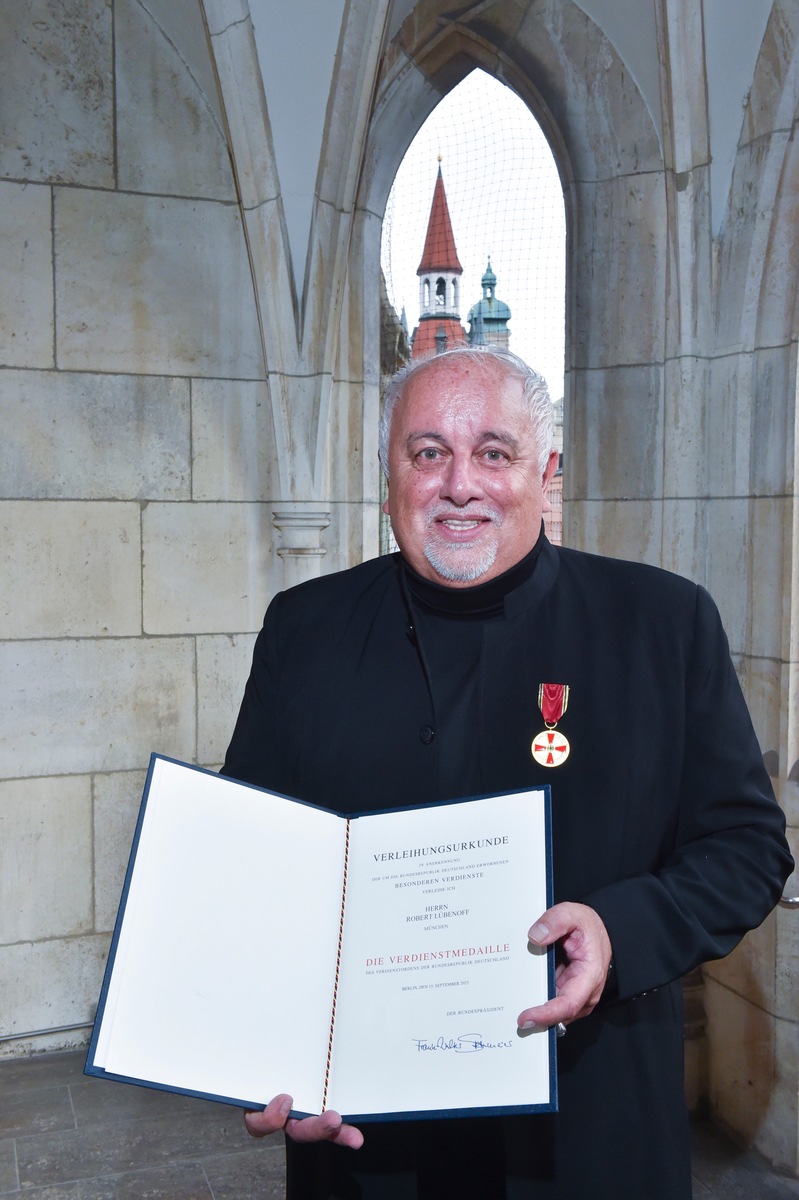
531, 683, 570, 767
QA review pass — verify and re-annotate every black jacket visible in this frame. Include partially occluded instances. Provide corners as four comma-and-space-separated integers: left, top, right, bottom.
223, 540, 792, 1199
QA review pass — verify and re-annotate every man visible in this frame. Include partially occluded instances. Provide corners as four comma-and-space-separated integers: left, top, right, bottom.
223, 346, 792, 1199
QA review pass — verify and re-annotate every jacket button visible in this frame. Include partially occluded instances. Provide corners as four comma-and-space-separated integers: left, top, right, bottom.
420, 725, 435, 744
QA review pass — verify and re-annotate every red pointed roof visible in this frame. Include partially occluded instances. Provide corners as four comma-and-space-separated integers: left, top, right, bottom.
411, 317, 467, 359
417, 166, 463, 275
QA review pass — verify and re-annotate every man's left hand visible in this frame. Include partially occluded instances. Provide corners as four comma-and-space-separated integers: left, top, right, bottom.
517, 902, 612, 1031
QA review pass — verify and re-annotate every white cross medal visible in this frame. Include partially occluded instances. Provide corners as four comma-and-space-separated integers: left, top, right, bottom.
531, 683, 571, 767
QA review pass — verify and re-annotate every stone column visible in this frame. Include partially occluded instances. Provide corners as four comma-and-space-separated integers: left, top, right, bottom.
272, 504, 332, 590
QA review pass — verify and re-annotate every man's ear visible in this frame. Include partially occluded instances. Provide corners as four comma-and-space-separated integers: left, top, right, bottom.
540, 449, 560, 514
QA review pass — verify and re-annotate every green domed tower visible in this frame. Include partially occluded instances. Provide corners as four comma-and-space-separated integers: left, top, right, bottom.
467, 258, 511, 348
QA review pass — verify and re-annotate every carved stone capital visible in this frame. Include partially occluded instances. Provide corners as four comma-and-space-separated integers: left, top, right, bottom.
272, 504, 332, 588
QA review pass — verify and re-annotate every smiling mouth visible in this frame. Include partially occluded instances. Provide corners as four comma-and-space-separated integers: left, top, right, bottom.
440, 518, 485, 530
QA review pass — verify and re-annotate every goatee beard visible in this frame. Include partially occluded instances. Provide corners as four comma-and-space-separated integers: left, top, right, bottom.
423, 539, 499, 583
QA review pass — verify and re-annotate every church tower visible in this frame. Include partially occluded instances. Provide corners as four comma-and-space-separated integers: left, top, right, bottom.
410, 162, 467, 358
467, 258, 511, 348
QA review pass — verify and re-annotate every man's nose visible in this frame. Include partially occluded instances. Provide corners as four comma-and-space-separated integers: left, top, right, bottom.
440, 454, 484, 504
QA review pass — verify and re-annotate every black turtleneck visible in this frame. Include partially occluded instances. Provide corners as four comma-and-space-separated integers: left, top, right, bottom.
399, 531, 544, 800
402, 530, 544, 619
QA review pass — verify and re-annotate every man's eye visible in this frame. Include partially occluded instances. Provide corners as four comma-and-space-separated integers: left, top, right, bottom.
417, 448, 442, 462
482, 449, 507, 463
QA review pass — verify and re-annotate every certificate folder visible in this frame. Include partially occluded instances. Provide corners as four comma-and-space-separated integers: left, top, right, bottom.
86, 754, 556, 1122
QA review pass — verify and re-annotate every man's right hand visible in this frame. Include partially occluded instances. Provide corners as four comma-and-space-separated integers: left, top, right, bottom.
244, 1094, 364, 1148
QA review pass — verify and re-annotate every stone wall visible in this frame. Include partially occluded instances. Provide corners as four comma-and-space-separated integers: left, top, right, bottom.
698, 3, 799, 1170
0, 0, 276, 1054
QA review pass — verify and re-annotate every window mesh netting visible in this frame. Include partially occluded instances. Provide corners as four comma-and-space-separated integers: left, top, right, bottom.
380, 69, 566, 550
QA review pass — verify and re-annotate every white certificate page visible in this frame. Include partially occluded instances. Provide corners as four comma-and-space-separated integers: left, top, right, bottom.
91, 758, 347, 1114
328, 789, 552, 1118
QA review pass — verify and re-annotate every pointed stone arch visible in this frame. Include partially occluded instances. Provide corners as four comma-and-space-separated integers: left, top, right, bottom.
356, 0, 667, 561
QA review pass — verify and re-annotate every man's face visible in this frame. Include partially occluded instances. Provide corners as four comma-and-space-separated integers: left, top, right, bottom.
382, 357, 559, 587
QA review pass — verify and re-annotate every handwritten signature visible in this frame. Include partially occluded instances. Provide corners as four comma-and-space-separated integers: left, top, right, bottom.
412, 1033, 513, 1053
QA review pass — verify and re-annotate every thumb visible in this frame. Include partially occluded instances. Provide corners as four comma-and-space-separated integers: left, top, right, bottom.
527, 903, 577, 946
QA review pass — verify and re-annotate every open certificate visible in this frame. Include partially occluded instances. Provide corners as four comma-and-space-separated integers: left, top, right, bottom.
86, 755, 556, 1122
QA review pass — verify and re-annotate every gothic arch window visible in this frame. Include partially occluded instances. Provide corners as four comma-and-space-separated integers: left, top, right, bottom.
423, 278, 430, 308
380, 69, 566, 551
435, 277, 446, 305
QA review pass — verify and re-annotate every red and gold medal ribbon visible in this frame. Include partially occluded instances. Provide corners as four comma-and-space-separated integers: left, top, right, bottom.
538, 683, 569, 728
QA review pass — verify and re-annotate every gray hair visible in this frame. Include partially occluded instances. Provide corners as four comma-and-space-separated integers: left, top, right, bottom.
379, 345, 555, 479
